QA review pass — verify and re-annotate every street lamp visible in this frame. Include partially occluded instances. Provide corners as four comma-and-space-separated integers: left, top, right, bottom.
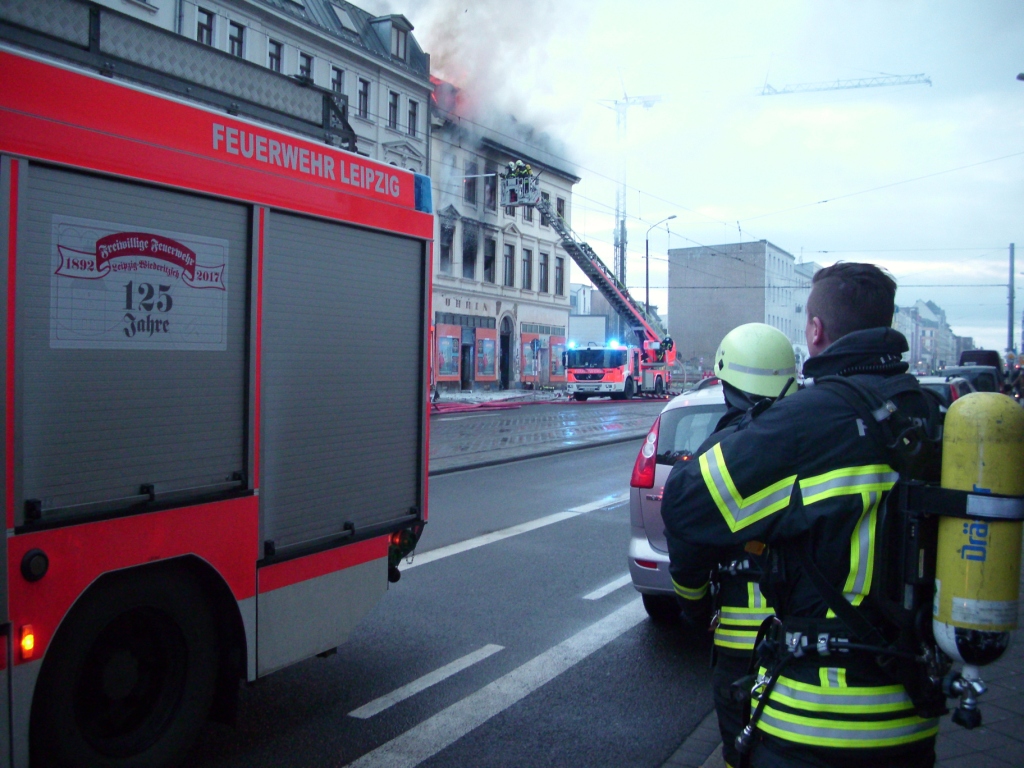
645, 215, 677, 317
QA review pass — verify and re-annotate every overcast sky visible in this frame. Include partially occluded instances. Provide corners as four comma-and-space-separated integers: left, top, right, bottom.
374, 0, 1024, 351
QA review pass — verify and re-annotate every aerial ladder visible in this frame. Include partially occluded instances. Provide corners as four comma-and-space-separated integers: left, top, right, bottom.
500, 165, 675, 397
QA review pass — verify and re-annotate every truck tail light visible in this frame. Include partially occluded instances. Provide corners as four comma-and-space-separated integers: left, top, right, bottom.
630, 416, 660, 489
20, 625, 35, 660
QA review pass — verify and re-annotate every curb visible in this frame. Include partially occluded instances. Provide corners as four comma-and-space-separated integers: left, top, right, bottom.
661, 709, 721, 768
428, 431, 648, 476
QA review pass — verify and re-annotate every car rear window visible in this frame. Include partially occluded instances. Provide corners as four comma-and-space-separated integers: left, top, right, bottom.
973, 374, 996, 392
656, 404, 727, 465
919, 383, 950, 405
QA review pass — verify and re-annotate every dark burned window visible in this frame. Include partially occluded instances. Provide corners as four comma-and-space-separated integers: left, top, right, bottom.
229, 21, 244, 57
197, 8, 214, 46
522, 248, 532, 290
555, 256, 565, 295
483, 238, 496, 283
462, 225, 478, 279
556, 197, 566, 221
523, 204, 533, 223
464, 160, 478, 205
331, 66, 344, 93
439, 223, 454, 274
484, 164, 497, 211
538, 253, 549, 293
268, 40, 283, 73
540, 191, 550, 226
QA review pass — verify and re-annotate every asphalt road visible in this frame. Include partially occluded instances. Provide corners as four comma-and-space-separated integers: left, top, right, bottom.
187, 441, 714, 767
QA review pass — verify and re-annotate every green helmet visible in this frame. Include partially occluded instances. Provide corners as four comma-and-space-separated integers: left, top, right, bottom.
714, 323, 797, 398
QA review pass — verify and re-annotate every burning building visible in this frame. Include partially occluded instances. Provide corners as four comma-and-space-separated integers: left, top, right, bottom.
430, 78, 580, 392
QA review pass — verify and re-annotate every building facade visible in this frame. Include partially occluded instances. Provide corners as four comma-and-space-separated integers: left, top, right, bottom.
93, 0, 432, 171
430, 81, 578, 392
667, 240, 799, 369
893, 300, 968, 372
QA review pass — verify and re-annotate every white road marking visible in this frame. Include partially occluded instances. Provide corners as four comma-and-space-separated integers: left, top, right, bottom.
402, 492, 628, 571
349, 644, 504, 719
583, 573, 633, 601
344, 599, 646, 768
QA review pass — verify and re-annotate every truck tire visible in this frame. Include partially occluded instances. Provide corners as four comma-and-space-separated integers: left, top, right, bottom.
573, 393, 590, 401
654, 377, 664, 396
623, 378, 635, 399
642, 594, 681, 625
31, 565, 219, 768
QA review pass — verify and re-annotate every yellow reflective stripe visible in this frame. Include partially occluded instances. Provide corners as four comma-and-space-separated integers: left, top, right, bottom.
672, 577, 708, 600
714, 634, 756, 650
700, 444, 796, 532
759, 707, 938, 748
769, 689, 914, 715
718, 616, 770, 627
747, 581, 768, 609
798, 465, 898, 506
720, 605, 774, 615
774, 674, 905, 697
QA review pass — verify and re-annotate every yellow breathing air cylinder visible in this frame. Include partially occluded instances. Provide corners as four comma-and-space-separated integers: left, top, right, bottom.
933, 393, 1024, 669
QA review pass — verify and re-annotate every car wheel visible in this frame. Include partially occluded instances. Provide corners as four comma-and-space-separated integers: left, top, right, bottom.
573, 393, 589, 401
654, 377, 664, 396
31, 566, 219, 768
642, 594, 681, 624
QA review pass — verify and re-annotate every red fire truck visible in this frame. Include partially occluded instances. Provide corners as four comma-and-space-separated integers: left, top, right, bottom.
0, 7, 431, 766
564, 339, 674, 401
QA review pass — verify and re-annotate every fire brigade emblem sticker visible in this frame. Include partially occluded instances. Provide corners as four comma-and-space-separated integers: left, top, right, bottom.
50, 215, 228, 350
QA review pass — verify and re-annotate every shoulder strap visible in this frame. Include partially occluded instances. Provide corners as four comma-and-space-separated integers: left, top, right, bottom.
793, 533, 889, 647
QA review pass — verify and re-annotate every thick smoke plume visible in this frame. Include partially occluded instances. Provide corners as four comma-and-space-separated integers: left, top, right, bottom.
364, 0, 586, 131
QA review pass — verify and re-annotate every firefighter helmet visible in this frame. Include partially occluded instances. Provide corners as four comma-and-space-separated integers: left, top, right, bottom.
714, 323, 797, 398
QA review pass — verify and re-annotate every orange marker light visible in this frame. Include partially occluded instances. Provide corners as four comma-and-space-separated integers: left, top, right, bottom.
20, 625, 35, 659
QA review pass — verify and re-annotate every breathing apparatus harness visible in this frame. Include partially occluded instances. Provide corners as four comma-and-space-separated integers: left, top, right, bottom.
732, 372, 956, 761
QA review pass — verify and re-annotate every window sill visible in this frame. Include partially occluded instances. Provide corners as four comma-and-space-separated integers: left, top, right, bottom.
123, 0, 158, 12
353, 114, 375, 126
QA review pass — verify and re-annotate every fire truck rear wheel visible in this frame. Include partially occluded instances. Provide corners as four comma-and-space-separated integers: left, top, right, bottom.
30, 565, 219, 768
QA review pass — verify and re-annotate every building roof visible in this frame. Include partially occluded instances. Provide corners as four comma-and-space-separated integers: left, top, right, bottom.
253, 0, 430, 79
431, 77, 579, 182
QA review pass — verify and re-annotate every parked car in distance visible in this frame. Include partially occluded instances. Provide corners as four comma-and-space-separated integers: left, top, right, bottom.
937, 365, 1001, 394
628, 384, 727, 622
915, 375, 975, 407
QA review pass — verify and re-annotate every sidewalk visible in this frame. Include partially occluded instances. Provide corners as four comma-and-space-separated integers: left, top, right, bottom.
663, 567, 1024, 768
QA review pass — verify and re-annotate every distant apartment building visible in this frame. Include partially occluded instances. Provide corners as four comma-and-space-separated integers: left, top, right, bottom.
893, 300, 969, 372
91, 0, 432, 170
667, 240, 800, 367
430, 80, 579, 392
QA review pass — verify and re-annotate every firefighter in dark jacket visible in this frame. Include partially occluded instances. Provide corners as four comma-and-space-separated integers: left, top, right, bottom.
662, 263, 938, 768
668, 323, 798, 768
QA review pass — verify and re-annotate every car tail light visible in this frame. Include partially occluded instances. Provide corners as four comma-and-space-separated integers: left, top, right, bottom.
630, 416, 660, 488
634, 559, 659, 569
950, 385, 960, 402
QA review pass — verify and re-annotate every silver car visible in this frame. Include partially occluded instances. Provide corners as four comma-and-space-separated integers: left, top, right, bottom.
628, 384, 727, 622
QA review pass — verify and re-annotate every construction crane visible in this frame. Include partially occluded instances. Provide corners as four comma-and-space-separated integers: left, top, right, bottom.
597, 94, 661, 281
761, 73, 932, 96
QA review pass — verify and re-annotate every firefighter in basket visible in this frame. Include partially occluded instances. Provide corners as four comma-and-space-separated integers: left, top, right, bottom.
662, 263, 944, 768
665, 323, 796, 768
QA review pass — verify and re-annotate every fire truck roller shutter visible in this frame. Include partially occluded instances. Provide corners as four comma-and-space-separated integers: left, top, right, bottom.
19, 165, 248, 522
262, 211, 424, 551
